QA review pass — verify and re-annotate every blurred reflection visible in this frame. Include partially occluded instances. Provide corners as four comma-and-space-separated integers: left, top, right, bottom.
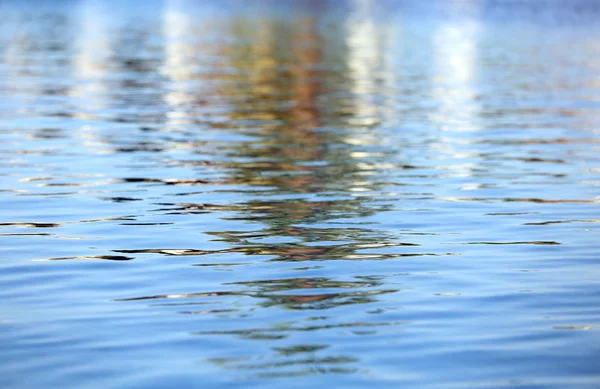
72, 0, 114, 116
152, 4, 415, 270
345, 0, 385, 128
161, 1, 220, 130
430, 19, 481, 133
129, 2, 408, 377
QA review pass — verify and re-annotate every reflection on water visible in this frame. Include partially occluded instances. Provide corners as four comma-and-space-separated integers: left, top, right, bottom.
1, 0, 600, 387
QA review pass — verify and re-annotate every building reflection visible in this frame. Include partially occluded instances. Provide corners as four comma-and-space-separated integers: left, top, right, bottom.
146, 2, 405, 376
157, 1, 405, 269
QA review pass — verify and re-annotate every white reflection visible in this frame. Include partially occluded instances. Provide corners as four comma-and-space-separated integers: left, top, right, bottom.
162, 3, 196, 129
71, 0, 114, 115
345, 0, 383, 128
162, 3, 197, 83
429, 6, 481, 133
162, 0, 221, 130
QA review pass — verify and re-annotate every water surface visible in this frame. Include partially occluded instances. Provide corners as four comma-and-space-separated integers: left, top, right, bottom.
1, 1, 599, 388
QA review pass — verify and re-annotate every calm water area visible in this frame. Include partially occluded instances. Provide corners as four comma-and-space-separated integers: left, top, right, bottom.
1, 0, 599, 388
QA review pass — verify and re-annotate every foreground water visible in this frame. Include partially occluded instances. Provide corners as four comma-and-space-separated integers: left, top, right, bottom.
1, 1, 599, 388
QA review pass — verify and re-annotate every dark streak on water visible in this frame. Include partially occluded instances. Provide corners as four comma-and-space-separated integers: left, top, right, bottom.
1, 0, 600, 388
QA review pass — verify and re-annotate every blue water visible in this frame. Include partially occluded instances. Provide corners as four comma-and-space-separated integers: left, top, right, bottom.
1, 1, 599, 388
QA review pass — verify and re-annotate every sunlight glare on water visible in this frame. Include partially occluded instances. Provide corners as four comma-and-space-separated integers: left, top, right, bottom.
0, 0, 599, 388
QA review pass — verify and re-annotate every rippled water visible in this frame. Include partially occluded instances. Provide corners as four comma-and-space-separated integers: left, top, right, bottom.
1, 1, 599, 388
